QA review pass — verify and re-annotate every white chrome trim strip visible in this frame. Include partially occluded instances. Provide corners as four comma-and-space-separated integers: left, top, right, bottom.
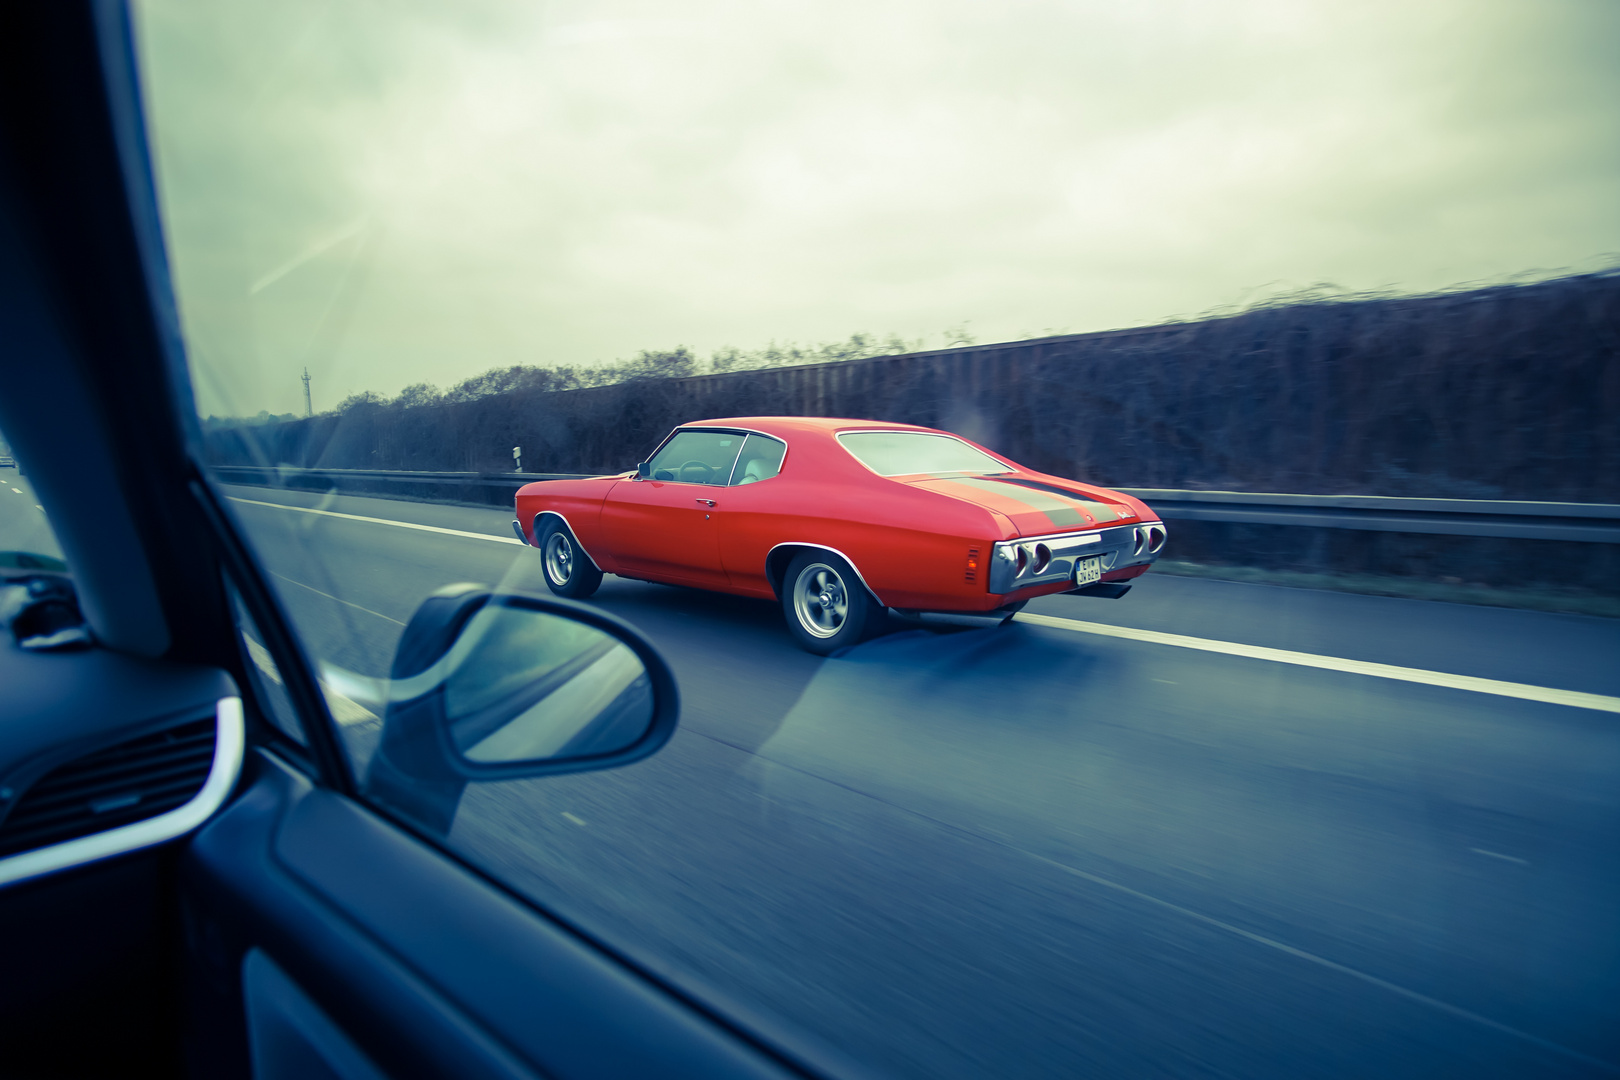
0, 697, 246, 890
765, 542, 883, 606
996, 525, 1115, 545
532, 510, 603, 571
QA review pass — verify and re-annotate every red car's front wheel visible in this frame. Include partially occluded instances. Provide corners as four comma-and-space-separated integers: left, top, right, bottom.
782, 551, 874, 654
537, 518, 603, 599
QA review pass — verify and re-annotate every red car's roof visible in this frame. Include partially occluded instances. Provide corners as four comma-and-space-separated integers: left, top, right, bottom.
683, 416, 939, 439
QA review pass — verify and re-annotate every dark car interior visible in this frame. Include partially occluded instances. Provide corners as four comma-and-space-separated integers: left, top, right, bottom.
0, 6, 828, 1078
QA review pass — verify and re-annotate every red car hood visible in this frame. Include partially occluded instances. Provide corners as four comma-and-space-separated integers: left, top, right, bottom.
905, 474, 1138, 537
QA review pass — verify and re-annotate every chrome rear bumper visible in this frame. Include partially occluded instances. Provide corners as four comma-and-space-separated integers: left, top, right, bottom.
987, 521, 1166, 594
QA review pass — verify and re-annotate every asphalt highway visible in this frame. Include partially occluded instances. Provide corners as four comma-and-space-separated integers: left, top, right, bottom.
106, 484, 1620, 1076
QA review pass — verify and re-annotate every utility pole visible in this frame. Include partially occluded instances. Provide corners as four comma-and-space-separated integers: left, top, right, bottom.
302, 367, 312, 417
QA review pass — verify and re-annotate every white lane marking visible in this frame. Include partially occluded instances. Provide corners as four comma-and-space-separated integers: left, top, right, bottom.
1471, 848, 1529, 865
10, 488, 20, 494
244, 630, 377, 726
1015, 612, 1620, 715
230, 495, 1616, 714
271, 571, 406, 626
323, 686, 379, 726
229, 496, 524, 546
561, 812, 587, 826
244, 635, 283, 685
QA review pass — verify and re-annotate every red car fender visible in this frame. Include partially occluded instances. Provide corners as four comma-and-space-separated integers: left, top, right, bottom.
514, 477, 621, 571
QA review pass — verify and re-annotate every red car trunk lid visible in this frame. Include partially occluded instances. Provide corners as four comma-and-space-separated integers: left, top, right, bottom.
905, 474, 1135, 536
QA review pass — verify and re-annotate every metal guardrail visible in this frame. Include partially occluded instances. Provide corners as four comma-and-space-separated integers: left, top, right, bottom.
1118, 489, 1620, 544
212, 467, 1620, 543
212, 466, 588, 490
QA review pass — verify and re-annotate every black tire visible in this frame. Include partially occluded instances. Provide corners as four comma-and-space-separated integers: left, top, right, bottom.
781, 550, 874, 655
536, 517, 603, 599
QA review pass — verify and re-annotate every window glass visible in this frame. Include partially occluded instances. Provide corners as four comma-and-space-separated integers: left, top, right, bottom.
131, 2, 1620, 1078
0, 424, 89, 653
837, 431, 1009, 477
645, 431, 743, 484
0, 428, 67, 575
729, 434, 786, 485
230, 590, 306, 745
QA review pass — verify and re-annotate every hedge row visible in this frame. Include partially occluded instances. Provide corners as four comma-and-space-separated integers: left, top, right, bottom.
208, 271, 1620, 502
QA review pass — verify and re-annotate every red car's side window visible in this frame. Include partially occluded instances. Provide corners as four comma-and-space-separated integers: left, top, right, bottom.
730, 435, 786, 485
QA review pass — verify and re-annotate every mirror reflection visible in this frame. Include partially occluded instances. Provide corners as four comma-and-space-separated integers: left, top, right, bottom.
441, 603, 655, 765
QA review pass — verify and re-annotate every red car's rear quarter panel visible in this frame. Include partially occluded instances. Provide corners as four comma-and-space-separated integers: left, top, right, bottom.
712, 422, 1012, 611
720, 475, 1008, 610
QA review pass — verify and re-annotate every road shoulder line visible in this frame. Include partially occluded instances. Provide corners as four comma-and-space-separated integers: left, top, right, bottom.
228, 495, 524, 546
1014, 612, 1620, 714
228, 495, 1616, 714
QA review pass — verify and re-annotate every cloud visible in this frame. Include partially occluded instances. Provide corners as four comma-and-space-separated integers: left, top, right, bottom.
133, 0, 1620, 416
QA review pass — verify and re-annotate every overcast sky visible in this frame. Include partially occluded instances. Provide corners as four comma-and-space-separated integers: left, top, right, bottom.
133, 0, 1620, 418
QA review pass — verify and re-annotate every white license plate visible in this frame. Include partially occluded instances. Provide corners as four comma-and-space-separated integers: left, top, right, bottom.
1073, 556, 1102, 586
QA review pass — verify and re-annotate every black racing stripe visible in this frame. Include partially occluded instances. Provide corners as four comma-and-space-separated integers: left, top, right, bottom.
1041, 507, 1089, 527
951, 476, 1121, 524
946, 477, 1090, 527
997, 477, 1095, 500
948, 476, 1069, 510
987, 478, 1124, 523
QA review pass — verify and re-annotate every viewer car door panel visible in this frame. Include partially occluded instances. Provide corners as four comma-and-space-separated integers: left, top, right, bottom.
601, 480, 726, 587
184, 752, 796, 1080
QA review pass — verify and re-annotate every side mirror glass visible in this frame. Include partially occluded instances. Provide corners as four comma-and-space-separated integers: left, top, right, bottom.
441, 601, 660, 766
636, 460, 651, 479
363, 586, 679, 834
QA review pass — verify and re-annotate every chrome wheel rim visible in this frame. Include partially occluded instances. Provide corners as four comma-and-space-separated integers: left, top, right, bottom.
792, 562, 848, 639
544, 531, 575, 586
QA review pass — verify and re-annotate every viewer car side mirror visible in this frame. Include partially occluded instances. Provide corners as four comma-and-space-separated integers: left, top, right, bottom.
636, 460, 651, 479
363, 584, 679, 834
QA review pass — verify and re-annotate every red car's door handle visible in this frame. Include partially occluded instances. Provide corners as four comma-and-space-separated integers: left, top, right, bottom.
696, 498, 716, 507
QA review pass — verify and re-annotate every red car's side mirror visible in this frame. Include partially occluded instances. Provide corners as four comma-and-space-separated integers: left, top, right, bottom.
636, 461, 652, 480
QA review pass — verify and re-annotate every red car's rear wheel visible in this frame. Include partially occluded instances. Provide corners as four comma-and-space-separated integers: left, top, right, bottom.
782, 551, 874, 654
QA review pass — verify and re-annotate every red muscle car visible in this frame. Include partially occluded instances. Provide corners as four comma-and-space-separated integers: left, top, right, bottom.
512, 417, 1166, 654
